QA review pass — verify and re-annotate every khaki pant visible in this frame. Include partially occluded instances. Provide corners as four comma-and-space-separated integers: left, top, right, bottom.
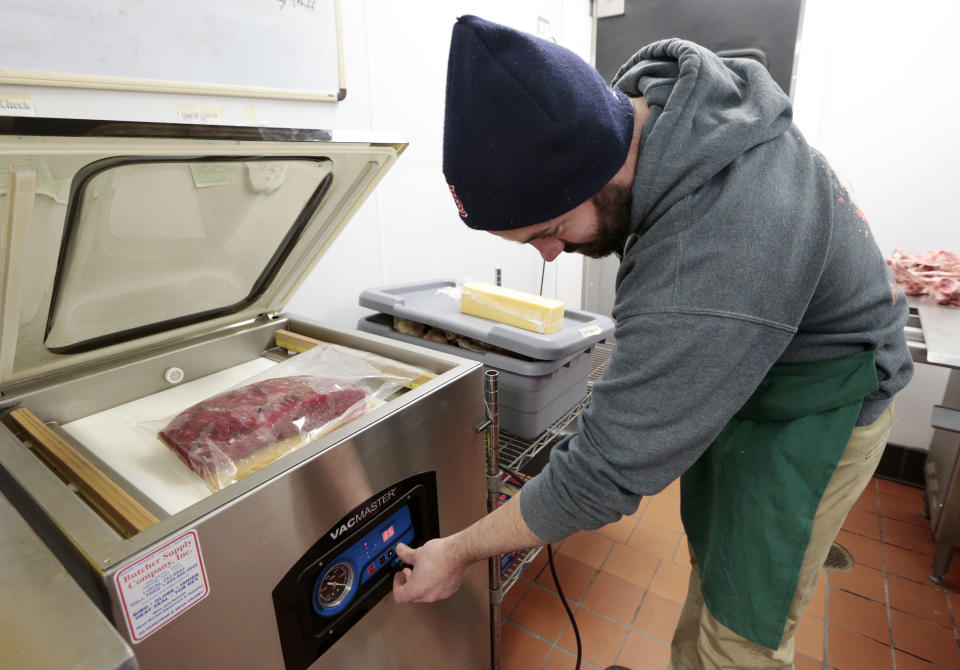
668, 404, 895, 670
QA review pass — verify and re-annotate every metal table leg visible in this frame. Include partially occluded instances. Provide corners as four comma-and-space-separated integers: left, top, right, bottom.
931, 540, 953, 585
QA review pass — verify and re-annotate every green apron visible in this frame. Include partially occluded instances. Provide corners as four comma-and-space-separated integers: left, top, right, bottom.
680, 351, 878, 649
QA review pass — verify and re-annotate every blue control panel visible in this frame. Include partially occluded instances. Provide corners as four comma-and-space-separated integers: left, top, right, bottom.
312, 504, 414, 617
274, 473, 439, 670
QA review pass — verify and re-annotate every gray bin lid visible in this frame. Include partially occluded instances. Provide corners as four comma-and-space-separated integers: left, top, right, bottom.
357, 312, 589, 376
359, 279, 613, 361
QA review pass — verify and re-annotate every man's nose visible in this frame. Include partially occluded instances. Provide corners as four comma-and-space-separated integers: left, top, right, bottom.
531, 238, 563, 262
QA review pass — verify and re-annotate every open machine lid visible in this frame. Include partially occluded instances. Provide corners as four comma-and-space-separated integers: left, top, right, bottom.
0, 118, 406, 388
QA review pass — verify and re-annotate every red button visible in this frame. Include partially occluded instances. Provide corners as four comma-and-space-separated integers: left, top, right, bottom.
367, 564, 376, 575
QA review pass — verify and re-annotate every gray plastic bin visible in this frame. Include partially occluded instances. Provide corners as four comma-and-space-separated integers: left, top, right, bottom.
357, 313, 592, 438
357, 279, 614, 439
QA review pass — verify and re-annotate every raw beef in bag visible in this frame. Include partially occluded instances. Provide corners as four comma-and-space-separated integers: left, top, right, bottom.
151, 339, 428, 491
158, 376, 367, 491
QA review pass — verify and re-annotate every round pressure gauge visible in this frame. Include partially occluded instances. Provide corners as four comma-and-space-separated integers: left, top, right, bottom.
316, 562, 355, 610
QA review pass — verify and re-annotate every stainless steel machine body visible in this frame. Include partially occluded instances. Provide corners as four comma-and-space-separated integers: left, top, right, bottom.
0, 118, 489, 669
904, 297, 960, 583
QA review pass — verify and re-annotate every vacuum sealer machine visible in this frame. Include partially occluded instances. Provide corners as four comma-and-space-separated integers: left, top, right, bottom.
0, 117, 489, 670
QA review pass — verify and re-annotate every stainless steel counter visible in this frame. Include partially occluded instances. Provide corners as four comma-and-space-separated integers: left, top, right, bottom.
910, 295, 960, 368
0, 489, 137, 670
907, 297, 960, 583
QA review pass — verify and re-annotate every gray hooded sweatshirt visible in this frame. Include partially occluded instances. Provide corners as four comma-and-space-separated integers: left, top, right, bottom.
519, 39, 914, 543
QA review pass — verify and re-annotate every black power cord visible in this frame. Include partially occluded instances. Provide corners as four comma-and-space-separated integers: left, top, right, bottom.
507, 259, 580, 667
500, 464, 581, 670
547, 544, 582, 670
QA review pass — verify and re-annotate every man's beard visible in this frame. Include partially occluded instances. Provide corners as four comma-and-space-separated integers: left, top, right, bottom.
564, 183, 632, 258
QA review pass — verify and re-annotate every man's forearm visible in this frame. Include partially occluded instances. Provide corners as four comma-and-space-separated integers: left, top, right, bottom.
449, 489, 545, 564
392, 488, 551, 603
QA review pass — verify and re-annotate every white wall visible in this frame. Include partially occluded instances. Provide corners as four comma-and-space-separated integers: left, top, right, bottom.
792, 0, 960, 449
3, 1, 593, 330
289, 0, 592, 329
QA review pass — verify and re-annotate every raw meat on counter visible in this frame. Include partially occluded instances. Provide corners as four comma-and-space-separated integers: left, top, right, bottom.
886, 248, 960, 306
159, 375, 367, 490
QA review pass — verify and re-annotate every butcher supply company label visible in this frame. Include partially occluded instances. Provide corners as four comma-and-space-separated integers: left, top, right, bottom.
116, 530, 209, 643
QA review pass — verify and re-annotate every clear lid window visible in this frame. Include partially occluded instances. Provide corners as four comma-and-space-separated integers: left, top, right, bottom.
45, 158, 333, 352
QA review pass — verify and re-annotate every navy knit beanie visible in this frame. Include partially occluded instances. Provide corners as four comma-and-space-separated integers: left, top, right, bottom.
443, 15, 635, 231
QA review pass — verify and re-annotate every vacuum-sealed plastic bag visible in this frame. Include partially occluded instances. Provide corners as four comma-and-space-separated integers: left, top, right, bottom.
148, 341, 426, 491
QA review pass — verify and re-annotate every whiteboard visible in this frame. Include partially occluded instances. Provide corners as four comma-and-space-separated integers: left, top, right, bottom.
0, 0, 345, 101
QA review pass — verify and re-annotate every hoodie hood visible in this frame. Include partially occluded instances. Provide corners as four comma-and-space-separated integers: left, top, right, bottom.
612, 39, 793, 239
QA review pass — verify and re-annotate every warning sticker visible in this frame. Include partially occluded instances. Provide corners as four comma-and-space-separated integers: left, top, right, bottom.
115, 530, 209, 643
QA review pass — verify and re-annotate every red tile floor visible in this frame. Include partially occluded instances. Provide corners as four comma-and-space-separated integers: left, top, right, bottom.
500, 477, 960, 670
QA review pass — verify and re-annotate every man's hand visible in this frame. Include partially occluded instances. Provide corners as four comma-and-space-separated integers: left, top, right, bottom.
391, 492, 544, 605
392, 537, 469, 604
